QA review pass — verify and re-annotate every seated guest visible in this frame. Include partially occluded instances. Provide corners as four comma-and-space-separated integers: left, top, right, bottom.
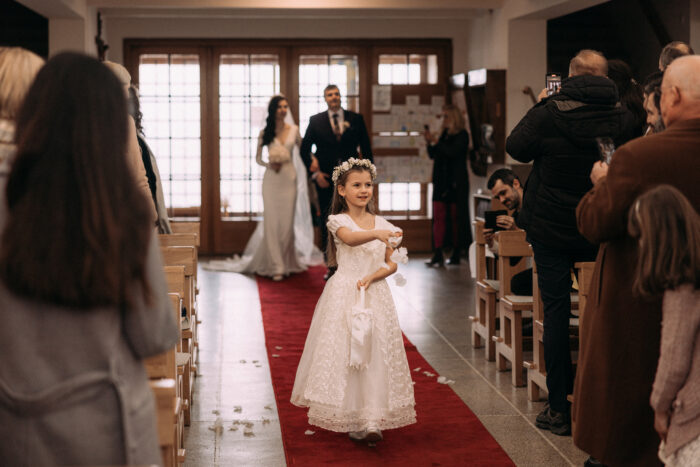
643, 71, 664, 135
659, 41, 694, 71
0, 47, 44, 166
128, 85, 172, 234
0, 52, 178, 465
628, 185, 700, 467
485, 168, 531, 296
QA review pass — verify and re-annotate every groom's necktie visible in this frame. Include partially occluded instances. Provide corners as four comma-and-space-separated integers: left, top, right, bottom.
332, 113, 342, 141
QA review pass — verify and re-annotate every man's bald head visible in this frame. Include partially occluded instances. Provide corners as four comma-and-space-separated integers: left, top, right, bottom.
568, 50, 608, 77
659, 55, 700, 127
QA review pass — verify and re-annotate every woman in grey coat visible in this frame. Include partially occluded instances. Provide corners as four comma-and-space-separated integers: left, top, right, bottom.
0, 52, 178, 466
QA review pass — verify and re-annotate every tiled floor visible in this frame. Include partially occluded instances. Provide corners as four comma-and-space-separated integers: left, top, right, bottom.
185, 257, 589, 466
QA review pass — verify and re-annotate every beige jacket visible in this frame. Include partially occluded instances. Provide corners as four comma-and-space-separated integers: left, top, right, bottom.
127, 116, 157, 224
651, 285, 700, 457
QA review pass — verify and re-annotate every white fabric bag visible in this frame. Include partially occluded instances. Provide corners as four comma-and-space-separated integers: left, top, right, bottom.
348, 286, 372, 370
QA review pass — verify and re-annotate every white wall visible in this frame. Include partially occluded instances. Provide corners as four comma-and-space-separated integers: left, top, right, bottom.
103, 14, 475, 73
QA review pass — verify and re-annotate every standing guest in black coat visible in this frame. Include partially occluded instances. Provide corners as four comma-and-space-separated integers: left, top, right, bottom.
506, 49, 637, 441
424, 104, 472, 267
300, 84, 372, 279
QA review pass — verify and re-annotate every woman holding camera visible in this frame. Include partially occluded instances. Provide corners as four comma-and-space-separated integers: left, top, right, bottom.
424, 104, 472, 266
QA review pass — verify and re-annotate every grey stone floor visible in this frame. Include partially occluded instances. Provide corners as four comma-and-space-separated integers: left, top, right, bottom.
184, 256, 588, 466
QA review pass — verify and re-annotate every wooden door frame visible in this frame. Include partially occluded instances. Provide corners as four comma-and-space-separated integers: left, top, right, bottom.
124, 38, 452, 254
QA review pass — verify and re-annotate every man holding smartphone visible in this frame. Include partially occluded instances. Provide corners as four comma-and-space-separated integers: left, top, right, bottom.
505, 49, 638, 438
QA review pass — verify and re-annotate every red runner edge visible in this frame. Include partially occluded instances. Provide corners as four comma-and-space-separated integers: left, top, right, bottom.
257, 265, 514, 466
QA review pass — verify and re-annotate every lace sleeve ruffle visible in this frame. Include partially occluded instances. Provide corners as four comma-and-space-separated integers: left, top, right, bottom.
326, 214, 351, 237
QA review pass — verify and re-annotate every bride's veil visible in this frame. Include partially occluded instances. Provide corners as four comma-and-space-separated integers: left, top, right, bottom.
288, 112, 324, 266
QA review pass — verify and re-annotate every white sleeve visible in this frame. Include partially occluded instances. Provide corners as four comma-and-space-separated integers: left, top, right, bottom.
326, 214, 351, 237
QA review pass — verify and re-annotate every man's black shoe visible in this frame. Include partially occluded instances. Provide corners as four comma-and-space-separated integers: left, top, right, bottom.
583, 456, 607, 467
535, 406, 571, 436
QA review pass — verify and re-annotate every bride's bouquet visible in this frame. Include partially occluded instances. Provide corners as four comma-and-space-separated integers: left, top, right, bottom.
268, 145, 291, 164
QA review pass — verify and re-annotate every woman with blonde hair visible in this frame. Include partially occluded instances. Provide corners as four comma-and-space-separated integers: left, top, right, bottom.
0, 47, 44, 165
423, 104, 472, 266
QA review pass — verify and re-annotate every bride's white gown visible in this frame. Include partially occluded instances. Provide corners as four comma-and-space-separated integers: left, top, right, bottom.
206, 125, 323, 276
291, 213, 416, 432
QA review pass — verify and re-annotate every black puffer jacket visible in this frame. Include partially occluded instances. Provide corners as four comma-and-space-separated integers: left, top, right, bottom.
506, 75, 637, 250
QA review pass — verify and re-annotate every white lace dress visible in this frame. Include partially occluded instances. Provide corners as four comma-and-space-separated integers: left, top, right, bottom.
291, 213, 416, 432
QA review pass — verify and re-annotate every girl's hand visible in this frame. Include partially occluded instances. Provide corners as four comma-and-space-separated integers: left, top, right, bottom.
357, 275, 374, 290
654, 410, 670, 441
270, 162, 282, 172
374, 230, 400, 247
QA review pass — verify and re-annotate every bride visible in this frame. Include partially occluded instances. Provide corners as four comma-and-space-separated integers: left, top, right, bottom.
207, 95, 322, 279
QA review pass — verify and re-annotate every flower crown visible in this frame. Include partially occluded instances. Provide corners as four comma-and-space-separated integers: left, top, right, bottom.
331, 157, 377, 185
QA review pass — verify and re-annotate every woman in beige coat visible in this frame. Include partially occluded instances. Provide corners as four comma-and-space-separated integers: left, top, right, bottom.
628, 185, 700, 466
0, 52, 178, 466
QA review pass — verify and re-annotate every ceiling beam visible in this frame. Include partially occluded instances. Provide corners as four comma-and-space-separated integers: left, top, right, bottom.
87, 0, 502, 10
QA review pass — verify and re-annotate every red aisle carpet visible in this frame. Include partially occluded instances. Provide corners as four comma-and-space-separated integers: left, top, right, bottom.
257, 266, 514, 466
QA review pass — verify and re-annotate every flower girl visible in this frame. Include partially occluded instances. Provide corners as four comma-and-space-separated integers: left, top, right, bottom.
291, 158, 416, 443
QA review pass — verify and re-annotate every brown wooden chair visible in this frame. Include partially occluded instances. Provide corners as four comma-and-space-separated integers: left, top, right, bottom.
162, 265, 194, 427
150, 379, 185, 467
470, 220, 500, 361
525, 265, 583, 401
491, 230, 533, 387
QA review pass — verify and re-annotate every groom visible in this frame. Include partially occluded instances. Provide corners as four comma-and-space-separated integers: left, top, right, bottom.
300, 84, 372, 276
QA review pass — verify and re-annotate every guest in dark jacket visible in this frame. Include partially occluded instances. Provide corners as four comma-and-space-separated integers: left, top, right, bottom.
424, 104, 472, 266
506, 49, 637, 439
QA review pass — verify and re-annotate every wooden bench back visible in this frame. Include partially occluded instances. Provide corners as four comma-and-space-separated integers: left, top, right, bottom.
170, 222, 200, 246
474, 220, 488, 282
574, 261, 596, 320
494, 230, 532, 299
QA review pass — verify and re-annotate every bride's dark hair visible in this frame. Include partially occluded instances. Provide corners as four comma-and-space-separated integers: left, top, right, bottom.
262, 95, 287, 146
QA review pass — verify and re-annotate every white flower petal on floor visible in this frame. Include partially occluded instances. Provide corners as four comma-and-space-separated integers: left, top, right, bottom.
304, 430, 315, 435
233, 406, 242, 413
272, 354, 280, 358
275, 346, 283, 350
413, 367, 421, 372
208, 417, 224, 435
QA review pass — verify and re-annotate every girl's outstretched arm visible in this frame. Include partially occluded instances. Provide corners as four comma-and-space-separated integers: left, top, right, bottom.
336, 227, 400, 247
357, 246, 398, 289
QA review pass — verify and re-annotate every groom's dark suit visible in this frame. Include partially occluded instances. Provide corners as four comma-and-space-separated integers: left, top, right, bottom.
300, 109, 372, 253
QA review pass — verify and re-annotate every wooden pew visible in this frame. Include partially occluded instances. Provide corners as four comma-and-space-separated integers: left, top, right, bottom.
170, 222, 200, 247
163, 265, 194, 427
492, 230, 533, 387
160, 245, 198, 363
470, 220, 499, 361
150, 379, 185, 467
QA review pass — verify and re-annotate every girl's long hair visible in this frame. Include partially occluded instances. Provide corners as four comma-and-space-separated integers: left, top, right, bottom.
628, 185, 700, 298
261, 95, 287, 147
325, 166, 376, 267
0, 52, 153, 310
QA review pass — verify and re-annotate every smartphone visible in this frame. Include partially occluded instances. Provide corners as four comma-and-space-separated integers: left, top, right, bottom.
546, 73, 561, 96
596, 137, 615, 164
484, 210, 507, 231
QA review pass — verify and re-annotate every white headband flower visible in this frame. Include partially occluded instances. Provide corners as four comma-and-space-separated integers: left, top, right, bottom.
331, 157, 377, 185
